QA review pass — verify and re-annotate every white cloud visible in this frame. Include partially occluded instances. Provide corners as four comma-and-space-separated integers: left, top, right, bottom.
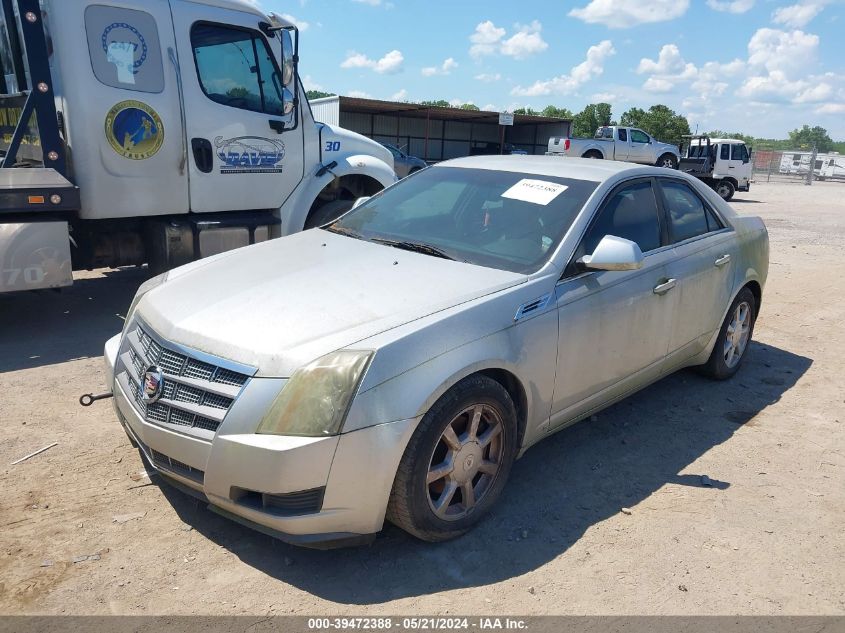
475, 73, 502, 82
747, 28, 818, 76
815, 103, 845, 114
341, 49, 404, 74
302, 75, 323, 92
346, 90, 372, 98
391, 88, 408, 101
706, 0, 754, 13
643, 77, 674, 92
511, 40, 615, 96
592, 92, 618, 102
422, 58, 458, 76
469, 20, 547, 60
568, 0, 690, 28
279, 13, 309, 30
469, 21, 506, 58
482, 103, 499, 111
501, 21, 548, 60
637, 44, 697, 78
772, 0, 831, 28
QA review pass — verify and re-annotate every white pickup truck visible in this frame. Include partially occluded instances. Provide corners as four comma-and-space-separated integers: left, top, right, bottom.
547, 126, 680, 168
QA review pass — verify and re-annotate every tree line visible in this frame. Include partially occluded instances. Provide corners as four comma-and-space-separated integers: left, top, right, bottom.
306, 91, 843, 153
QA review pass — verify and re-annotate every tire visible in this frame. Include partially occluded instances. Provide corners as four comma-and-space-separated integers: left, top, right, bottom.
715, 179, 735, 201
657, 153, 678, 169
698, 287, 757, 380
583, 150, 603, 160
304, 199, 355, 229
386, 375, 518, 542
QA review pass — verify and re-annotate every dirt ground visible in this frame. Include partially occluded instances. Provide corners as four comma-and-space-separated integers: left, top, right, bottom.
1, 181, 843, 616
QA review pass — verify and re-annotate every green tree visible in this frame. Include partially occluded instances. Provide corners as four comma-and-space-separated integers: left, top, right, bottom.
703, 130, 756, 146
572, 103, 613, 137
512, 107, 539, 115
620, 104, 690, 146
419, 100, 451, 108
460, 103, 480, 111
541, 105, 574, 119
306, 90, 336, 100
788, 125, 834, 151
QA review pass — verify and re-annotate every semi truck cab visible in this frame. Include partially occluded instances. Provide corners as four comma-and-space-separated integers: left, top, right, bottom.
0, 0, 395, 294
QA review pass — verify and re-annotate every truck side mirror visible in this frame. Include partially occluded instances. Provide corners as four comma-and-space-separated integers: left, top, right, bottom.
278, 27, 299, 127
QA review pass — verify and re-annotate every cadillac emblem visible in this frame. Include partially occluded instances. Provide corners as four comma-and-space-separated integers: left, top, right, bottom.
142, 365, 164, 403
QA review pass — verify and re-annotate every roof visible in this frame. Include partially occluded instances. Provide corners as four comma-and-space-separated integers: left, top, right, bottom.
438, 155, 660, 182
314, 96, 570, 126
182, 0, 267, 19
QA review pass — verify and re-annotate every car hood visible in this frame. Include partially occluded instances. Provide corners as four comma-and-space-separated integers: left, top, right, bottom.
137, 230, 526, 377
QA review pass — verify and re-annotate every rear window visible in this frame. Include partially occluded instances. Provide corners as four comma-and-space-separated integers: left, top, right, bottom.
329, 167, 599, 273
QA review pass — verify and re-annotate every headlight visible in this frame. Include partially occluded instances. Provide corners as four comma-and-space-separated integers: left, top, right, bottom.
257, 350, 373, 437
123, 271, 168, 332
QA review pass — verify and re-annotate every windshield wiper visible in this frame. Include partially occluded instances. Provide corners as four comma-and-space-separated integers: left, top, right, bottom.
371, 238, 456, 261
324, 225, 363, 239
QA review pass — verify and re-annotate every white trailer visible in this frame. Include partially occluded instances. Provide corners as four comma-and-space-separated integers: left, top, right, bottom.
0, 0, 396, 294
818, 154, 845, 181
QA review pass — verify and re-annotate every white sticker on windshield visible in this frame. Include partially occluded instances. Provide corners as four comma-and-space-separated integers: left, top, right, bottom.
501, 179, 568, 205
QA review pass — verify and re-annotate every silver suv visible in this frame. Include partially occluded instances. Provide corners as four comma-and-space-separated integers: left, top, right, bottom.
380, 143, 428, 178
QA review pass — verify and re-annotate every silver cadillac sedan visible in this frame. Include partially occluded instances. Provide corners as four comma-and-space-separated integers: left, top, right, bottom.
103, 156, 768, 548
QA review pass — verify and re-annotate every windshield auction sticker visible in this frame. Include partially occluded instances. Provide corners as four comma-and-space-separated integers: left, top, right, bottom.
501, 179, 568, 205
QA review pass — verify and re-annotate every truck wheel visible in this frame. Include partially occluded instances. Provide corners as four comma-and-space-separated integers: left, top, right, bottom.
583, 151, 603, 160
386, 375, 518, 542
657, 154, 678, 169
715, 180, 735, 201
304, 199, 354, 229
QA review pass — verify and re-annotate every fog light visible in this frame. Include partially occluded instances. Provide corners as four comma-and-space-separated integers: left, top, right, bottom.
50, 194, 62, 205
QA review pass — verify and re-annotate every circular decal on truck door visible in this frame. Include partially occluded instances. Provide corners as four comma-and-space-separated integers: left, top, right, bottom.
105, 100, 164, 160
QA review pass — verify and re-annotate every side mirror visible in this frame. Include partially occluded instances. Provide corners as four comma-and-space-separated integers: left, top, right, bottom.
578, 235, 644, 271
352, 197, 371, 209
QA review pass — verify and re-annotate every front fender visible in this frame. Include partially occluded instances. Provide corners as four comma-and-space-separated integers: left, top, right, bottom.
280, 155, 397, 235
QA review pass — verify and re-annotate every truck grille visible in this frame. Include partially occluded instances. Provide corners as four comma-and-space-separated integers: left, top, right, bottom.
116, 320, 253, 439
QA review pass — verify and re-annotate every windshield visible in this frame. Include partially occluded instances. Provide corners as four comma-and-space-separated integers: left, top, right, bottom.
328, 166, 599, 274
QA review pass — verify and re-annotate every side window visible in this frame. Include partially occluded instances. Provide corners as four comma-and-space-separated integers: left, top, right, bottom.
579, 180, 662, 258
630, 129, 649, 144
191, 23, 285, 115
85, 6, 164, 92
660, 180, 712, 243
731, 144, 747, 161
720, 144, 730, 160
617, 128, 628, 142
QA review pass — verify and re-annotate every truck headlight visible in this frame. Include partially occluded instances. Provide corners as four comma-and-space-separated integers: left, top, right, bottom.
123, 271, 168, 332
257, 350, 373, 437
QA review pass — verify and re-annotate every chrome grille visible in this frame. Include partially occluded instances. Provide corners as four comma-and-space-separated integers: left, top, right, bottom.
118, 321, 251, 438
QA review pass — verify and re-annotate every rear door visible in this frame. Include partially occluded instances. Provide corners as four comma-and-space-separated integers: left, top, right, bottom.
614, 128, 630, 160
658, 177, 737, 367
169, 2, 304, 212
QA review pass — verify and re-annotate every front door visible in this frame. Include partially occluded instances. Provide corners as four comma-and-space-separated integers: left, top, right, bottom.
551, 178, 676, 427
169, 3, 304, 212
627, 128, 653, 163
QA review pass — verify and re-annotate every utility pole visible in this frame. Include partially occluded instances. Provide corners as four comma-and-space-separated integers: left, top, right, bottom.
806, 145, 817, 186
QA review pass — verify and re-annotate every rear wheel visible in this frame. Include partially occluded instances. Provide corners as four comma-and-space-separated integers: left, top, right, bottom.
583, 150, 603, 160
715, 179, 735, 201
657, 153, 678, 169
698, 287, 756, 380
386, 375, 518, 542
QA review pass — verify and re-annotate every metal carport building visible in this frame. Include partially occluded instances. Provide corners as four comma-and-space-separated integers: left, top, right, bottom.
309, 96, 571, 162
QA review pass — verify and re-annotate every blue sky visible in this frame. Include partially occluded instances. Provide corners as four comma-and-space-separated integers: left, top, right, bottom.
257, 0, 845, 139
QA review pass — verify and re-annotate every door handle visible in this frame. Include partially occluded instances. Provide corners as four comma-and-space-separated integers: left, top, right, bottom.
269, 120, 285, 134
728, 166, 735, 169
714, 254, 731, 267
191, 138, 214, 174
653, 279, 677, 295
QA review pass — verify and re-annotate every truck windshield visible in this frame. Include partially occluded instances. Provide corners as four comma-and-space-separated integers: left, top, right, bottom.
328, 167, 599, 274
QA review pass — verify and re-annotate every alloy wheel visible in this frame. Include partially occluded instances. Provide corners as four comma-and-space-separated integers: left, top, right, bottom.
724, 301, 751, 368
426, 404, 504, 521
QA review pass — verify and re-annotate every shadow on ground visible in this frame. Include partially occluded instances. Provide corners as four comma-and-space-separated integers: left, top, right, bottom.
156, 341, 811, 604
0, 267, 147, 372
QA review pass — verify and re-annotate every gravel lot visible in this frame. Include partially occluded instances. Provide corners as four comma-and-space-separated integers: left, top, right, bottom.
1, 181, 843, 615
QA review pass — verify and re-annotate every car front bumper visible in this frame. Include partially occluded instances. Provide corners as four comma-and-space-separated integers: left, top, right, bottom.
104, 333, 416, 548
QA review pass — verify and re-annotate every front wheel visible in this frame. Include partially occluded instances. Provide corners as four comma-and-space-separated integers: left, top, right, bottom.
698, 287, 757, 380
583, 151, 603, 160
386, 375, 518, 542
304, 199, 354, 229
657, 153, 678, 169
715, 179, 735, 201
